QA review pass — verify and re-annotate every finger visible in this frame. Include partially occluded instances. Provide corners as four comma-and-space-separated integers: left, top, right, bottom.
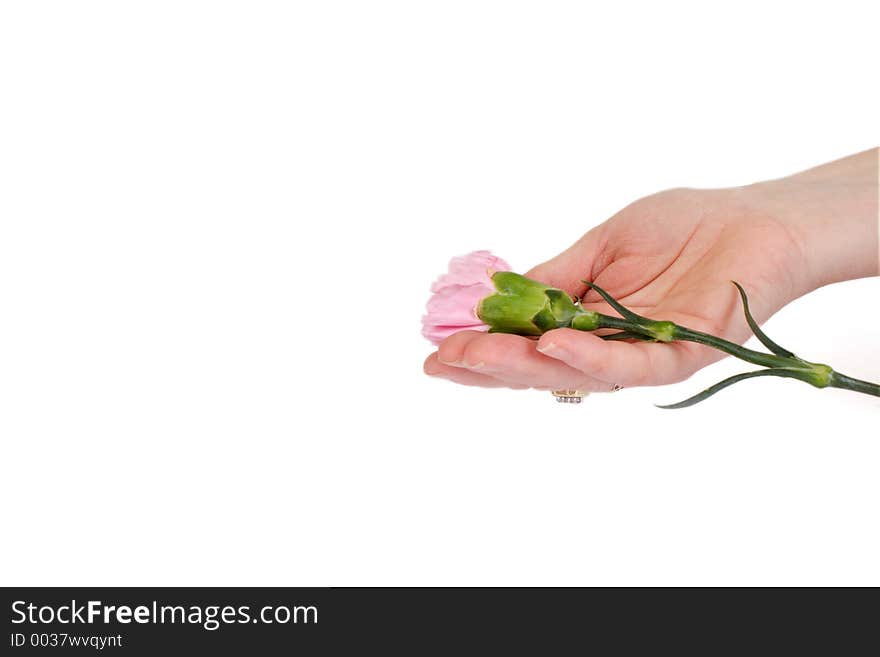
441, 331, 610, 391
436, 330, 492, 367
524, 227, 603, 296
424, 353, 527, 389
536, 328, 704, 387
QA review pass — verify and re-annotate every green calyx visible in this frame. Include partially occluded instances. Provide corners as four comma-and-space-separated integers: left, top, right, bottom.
477, 272, 584, 335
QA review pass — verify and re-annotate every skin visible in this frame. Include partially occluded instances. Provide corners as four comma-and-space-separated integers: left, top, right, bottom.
424, 148, 879, 392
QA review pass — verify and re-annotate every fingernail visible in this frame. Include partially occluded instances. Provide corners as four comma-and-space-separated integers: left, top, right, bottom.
438, 356, 464, 366
463, 361, 485, 370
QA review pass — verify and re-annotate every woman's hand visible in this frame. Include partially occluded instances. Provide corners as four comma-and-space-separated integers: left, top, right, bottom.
424, 149, 878, 392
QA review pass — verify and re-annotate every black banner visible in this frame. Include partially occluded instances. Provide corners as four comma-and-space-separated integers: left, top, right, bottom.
1, 587, 874, 654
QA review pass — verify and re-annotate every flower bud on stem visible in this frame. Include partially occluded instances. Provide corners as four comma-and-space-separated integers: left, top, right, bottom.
477, 272, 879, 408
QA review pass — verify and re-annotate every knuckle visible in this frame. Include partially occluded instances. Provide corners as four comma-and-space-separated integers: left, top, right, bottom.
465, 335, 520, 368
437, 334, 467, 364
462, 339, 493, 367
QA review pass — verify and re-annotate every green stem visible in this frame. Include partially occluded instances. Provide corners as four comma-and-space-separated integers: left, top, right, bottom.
564, 281, 880, 405
594, 314, 792, 368
830, 372, 880, 397
670, 325, 794, 370
588, 315, 880, 399
593, 314, 636, 333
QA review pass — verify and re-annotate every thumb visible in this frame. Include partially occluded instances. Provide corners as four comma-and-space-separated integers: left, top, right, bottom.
523, 227, 602, 296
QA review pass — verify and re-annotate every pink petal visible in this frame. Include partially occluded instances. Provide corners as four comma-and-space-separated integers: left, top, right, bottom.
422, 250, 513, 346
425, 283, 489, 325
431, 250, 512, 292
421, 322, 488, 346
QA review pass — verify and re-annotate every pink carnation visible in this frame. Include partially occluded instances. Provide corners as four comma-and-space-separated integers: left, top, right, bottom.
421, 250, 511, 345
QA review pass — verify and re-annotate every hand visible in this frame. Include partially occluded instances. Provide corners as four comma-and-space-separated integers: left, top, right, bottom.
424, 149, 878, 392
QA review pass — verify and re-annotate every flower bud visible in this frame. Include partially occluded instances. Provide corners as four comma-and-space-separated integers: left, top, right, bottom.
476, 272, 579, 335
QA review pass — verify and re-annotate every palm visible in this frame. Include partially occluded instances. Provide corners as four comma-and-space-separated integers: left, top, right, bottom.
426, 189, 805, 391
536, 189, 804, 378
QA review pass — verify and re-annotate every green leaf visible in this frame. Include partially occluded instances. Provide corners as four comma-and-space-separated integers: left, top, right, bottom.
600, 330, 653, 342
580, 281, 647, 322
732, 281, 795, 358
656, 368, 809, 409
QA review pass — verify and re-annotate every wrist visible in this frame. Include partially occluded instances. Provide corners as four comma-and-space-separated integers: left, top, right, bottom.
742, 148, 879, 293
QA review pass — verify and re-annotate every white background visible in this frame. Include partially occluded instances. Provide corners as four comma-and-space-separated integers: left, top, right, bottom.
1, 1, 878, 586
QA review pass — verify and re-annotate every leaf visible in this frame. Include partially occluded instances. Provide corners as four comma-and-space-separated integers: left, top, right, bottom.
656, 368, 808, 409
580, 281, 647, 322
732, 281, 795, 358
599, 330, 653, 342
